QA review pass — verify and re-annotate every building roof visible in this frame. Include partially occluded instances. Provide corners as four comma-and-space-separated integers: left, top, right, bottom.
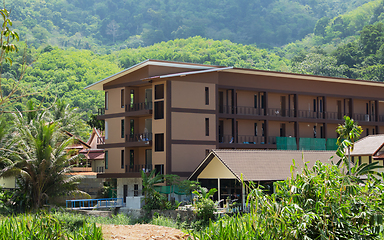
85, 59, 384, 91
189, 149, 339, 182
350, 134, 384, 156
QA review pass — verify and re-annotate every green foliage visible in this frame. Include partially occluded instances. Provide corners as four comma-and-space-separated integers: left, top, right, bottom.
0, 213, 102, 240
0, 108, 89, 210
191, 161, 384, 239
3, 0, 371, 50
193, 187, 217, 226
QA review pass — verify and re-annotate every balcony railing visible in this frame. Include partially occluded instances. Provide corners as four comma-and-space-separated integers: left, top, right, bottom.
126, 133, 152, 142
325, 112, 343, 120
297, 110, 324, 119
353, 113, 375, 122
236, 106, 264, 116
125, 164, 153, 173
98, 108, 105, 115
267, 108, 295, 117
219, 135, 276, 144
125, 102, 152, 112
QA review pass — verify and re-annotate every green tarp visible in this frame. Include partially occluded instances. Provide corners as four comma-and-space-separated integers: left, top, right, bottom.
154, 185, 190, 195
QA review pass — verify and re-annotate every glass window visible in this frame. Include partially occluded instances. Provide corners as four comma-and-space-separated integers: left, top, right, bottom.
105, 151, 108, 169
154, 101, 164, 119
155, 133, 164, 151
121, 89, 124, 108
205, 87, 209, 105
121, 119, 125, 138
205, 118, 209, 136
130, 150, 134, 168
155, 84, 164, 99
105, 92, 109, 110
121, 150, 124, 169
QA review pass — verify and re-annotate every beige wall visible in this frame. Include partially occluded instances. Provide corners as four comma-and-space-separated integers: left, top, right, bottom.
327, 124, 338, 138
171, 112, 216, 141
354, 99, 368, 115
197, 156, 236, 179
105, 87, 125, 114
171, 144, 217, 172
379, 101, 384, 115
92, 160, 105, 172
268, 93, 289, 109
298, 95, 316, 111
268, 121, 295, 137
171, 81, 215, 110
105, 147, 124, 173
299, 122, 317, 138
236, 90, 260, 108
105, 117, 125, 144
0, 176, 15, 189
360, 125, 376, 137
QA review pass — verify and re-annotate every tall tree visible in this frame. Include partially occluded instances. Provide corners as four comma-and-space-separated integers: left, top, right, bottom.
336, 115, 363, 175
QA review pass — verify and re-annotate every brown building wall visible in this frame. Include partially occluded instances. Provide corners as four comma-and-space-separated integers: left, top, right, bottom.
105, 87, 125, 115
327, 124, 338, 138
299, 122, 317, 138
268, 121, 295, 137
171, 112, 216, 141
298, 95, 316, 112
218, 72, 384, 100
354, 99, 369, 115
236, 90, 256, 108
106, 147, 125, 174
171, 81, 216, 110
171, 144, 216, 172
105, 117, 125, 144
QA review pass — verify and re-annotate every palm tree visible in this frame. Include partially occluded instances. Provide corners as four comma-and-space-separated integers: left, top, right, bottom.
336, 116, 363, 175
0, 112, 86, 209
141, 169, 163, 205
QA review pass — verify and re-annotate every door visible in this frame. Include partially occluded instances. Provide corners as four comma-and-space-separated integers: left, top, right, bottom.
219, 120, 224, 143
145, 149, 152, 171
337, 100, 342, 120
219, 91, 224, 113
280, 96, 286, 117
144, 118, 152, 140
280, 123, 286, 137
123, 185, 128, 203
145, 88, 152, 109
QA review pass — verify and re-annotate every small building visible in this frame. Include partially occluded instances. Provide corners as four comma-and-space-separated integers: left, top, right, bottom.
189, 149, 339, 207
350, 134, 384, 171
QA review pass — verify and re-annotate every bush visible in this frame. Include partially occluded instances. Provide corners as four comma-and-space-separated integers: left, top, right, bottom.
194, 198, 216, 224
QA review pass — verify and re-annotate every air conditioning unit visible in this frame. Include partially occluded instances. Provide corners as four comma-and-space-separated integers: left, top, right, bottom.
365, 114, 370, 121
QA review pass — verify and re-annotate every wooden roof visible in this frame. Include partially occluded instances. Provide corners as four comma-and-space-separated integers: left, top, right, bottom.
189, 149, 339, 182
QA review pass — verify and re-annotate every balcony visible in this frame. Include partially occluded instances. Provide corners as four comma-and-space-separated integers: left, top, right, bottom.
125, 133, 152, 147
125, 102, 153, 112
297, 110, 324, 119
125, 164, 153, 173
353, 113, 375, 122
267, 108, 295, 118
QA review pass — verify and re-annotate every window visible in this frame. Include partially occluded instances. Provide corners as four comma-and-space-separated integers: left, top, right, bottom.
254, 95, 258, 108
121, 119, 124, 138
261, 94, 265, 108
155, 84, 164, 99
154, 101, 164, 119
155, 164, 164, 175
205, 118, 209, 136
205, 87, 209, 105
121, 150, 124, 169
373, 128, 375, 135
262, 123, 265, 137
313, 99, 316, 112
105, 151, 108, 169
121, 89, 124, 108
105, 121, 108, 140
130, 89, 134, 108
319, 99, 323, 112
359, 156, 362, 166
351, 156, 355, 164
105, 92, 109, 110
320, 126, 324, 138
155, 133, 164, 151
254, 123, 258, 136
130, 119, 134, 137
367, 128, 369, 136
134, 184, 139, 196
369, 156, 372, 164
130, 150, 134, 168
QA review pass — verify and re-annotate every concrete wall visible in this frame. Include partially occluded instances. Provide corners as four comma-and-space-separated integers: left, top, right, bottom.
0, 176, 15, 189
117, 178, 143, 198
105, 87, 125, 115
171, 144, 216, 172
105, 147, 124, 173
171, 81, 215, 110
171, 113, 216, 141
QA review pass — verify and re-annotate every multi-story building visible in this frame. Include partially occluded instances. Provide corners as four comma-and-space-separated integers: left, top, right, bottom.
85, 59, 384, 200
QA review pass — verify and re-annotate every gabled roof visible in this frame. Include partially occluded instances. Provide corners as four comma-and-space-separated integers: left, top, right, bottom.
64, 131, 91, 149
85, 59, 384, 91
189, 149, 338, 182
350, 134, 384, 156
84, 59, 219, 91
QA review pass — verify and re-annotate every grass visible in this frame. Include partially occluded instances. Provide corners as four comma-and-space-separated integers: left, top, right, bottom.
0, 213, 102, 240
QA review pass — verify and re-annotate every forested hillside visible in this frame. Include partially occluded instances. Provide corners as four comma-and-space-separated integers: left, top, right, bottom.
4, 0, 384, 139
8, 0, 370, 50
